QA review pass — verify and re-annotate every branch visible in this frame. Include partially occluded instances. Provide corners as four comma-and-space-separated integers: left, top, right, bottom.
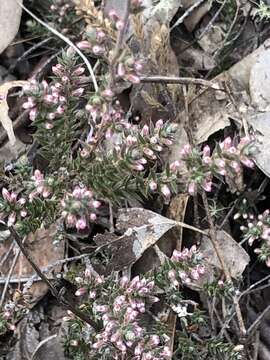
201, 191, 246, 337
17, 1, 99, 92
9, 226, 100, 331
109, 0, 131, 88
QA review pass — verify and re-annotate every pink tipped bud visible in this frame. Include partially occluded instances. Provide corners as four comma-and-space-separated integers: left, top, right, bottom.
101, 88, 114, 98
76, 218, 87, 230
117, 63, 126, 77
126, 74, 140, 84
29, 108, 38, 121
7, 212, 16, 227
149, 180, 157, 191
89, 213, 97, 221
72, 67, 85, 76
72, 88, 84, 97
92, 45, 104, 55
75, 287, 87, 296
203, 145, 210, 157
77, 41, 92, 50
161, 184, 171, 199
2, 188, 11, 202
20, 210, 27, 218
141, 125, 149, 136
188, 182, 196, 195
52, 64, 64, 76
45, 122, 54, 130
155, 119, 164, 129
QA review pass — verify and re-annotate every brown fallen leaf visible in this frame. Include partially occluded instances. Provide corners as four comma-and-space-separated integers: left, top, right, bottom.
0, 224, 65, 305
0, 80, 28, 145
94, 208, 204, 273
199, 230, 250, 284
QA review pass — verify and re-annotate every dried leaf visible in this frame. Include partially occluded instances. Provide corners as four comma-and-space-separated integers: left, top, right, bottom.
94, 208, 202, 272
248, 112, 270, 177
0, 80, 28, 145
0, 224, 65, 305
0, 0, 23, 54
249, 49, 270, 111
200, 230, 250, 281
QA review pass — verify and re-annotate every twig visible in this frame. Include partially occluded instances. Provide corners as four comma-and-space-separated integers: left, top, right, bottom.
213, 0, 240, 61
253, 331, 260, 360
109, 0, 131, 88
245, 303, 270, 340
0, 240, 15, 269
8, 38, 53, 72
140, 75, 222, 91
0, 246, 20, 308
201, 191, 246, 337
180, 0, 226, 54
9, 226, 100, 330
170, 0, 206, 31
31, 334, 57, 360
17, 1, 98, 92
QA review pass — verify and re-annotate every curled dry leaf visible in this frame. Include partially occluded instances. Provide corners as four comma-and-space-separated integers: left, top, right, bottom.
94, 208, 178, 272
0, 80, 28, 146
0, 0, 23, 54
94, 208, 201, 273
199, 230, 250, 282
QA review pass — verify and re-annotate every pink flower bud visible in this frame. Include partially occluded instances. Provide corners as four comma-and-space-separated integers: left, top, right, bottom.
161, 184, 171, 199
126, 74, 140, 84
92, 45, 104, 55
101, 88, 114, 98
90, 213, 97, 221
77, 40, 92, 50
92, 200, 101, 208
44, 94, 54, 104
56, 105, 65, 114
223, 137, 232, 149
76, 218, 87, 230
2, 188, 11, 202
149, 180, 157, 191
52, 64, 64, 76
117, 63, 126, 77
170, 160, 181, 172
180, 144, 191, 157
20, 210, 27, 218
203, 145, 210, 157
75, 287, 87, 296
188, 182, 196, 195
45, 122, 54, 130
155, 119, 164, 129
72, 88, 84, 97
7, 212, 16, 227
29, 108, 38, 121
141, 125, 149, 136
72, 67, 85, 76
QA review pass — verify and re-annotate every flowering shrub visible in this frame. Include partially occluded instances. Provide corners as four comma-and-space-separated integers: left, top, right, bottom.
0, 1, 261, 359
240, 209, 270, 266
64, 246, 205, 359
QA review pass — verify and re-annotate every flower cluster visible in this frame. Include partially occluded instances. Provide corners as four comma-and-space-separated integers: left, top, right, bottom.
50, 0, 74, 26
166, 245, 205, 286
23, 60, 85, 128
0, 188, 27, 227
65, 269, 171, 359
61, 186, 101, 230
178, 136, 256, 195
0, 298, 29, 335
28, 169, 53, 201
240, 209, 270, 266
77, 7, 143, 85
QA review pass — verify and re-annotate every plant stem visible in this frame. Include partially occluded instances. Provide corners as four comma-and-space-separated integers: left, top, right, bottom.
9, 226, 100, 331
201, 191, 246, 337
